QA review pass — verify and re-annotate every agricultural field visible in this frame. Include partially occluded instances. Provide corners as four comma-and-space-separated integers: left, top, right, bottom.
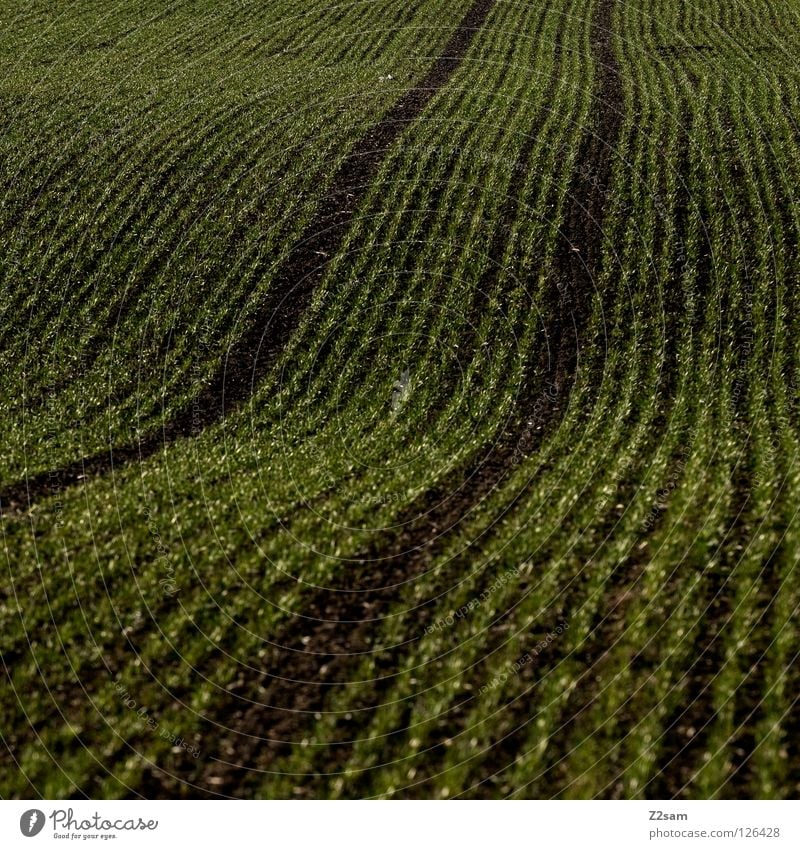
1, 0, 799, 800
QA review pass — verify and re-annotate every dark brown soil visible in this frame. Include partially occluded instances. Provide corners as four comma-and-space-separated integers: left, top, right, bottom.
393, 0, 628, 797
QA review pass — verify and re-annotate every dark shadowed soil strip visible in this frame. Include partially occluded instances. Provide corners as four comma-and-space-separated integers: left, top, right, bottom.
398, 0, 627, 797
536, 106, 702, 798
498, 69, 747, 800
132, 0, 625, 799
0, 0, 496, 515
338, 0, 628, 797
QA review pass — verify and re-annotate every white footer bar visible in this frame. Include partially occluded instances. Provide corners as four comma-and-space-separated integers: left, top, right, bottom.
3, 800, 797, 848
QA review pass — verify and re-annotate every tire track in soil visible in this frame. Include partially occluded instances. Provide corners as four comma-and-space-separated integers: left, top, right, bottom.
0, 0, 496, 515
540, 108, 702, 798
145, 0, 624, 799
391, 0, 627, 797
532, 71, 746, 801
